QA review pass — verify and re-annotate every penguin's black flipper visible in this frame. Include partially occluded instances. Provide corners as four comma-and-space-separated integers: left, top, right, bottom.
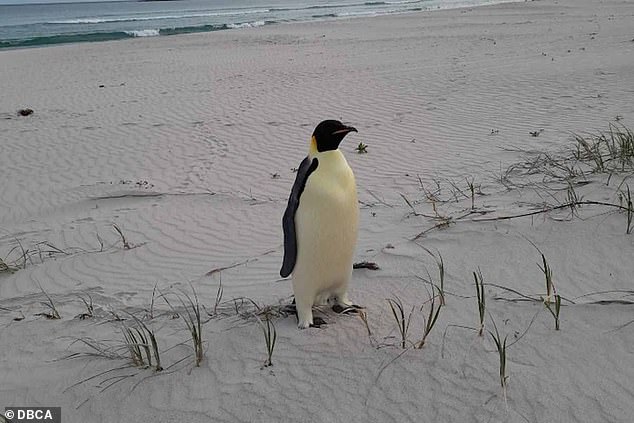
280, 156, 319, 278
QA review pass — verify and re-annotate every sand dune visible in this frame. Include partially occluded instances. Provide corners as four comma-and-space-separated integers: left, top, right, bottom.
1, 0, 633, 421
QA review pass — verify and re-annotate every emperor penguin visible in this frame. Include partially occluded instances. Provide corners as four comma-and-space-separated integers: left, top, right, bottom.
280, 120, 360, 329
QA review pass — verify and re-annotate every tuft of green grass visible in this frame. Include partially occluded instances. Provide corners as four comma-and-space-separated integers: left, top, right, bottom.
466, 177, 477, 210
544, 294, 562, 331
575, 133, 605, 172
127, 313, 162, 371
565, 181, 583, 217
538, 253, 554, 305
112, 224, 132, 250
386, 296, 413, 349
357, 308, 375, 346
76, 294, 94, 320
620, 183, 633, 234
122, 326, 145, 367
434, 253, 446, 306
474, 269, 486, 336
146, 283, 158, 320
64, 337, 126, 361
255, 313, 277, 368
415, 284, 443, 349
488, 315, 508, 391
500, 123, 633, 191
0, 256, 17, 273
574, 123, 634, 173
213, 277, 223, 316
355, 142, 368, 154
626, 185, 634, 235
37, 283, 61, 319
1, 238, 103, 274
11, 238, 30, 270
162, 285, 204, 367
416, 246, 446, 306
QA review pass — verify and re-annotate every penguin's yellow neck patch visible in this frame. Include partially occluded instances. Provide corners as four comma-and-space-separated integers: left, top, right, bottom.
309, 135, 318, 156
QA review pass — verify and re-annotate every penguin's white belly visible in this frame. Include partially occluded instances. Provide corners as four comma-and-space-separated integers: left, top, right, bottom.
293, 156, 358, 302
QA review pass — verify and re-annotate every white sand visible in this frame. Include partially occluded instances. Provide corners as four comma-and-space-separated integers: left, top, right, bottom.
1, 0, 633, 421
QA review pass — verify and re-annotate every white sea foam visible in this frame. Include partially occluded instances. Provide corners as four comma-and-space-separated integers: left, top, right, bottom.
337, 11, 381, 17
50, 9, 270, 25
226, 20, 266, 29
385, 0, 423, 4
124, 29, 160, 37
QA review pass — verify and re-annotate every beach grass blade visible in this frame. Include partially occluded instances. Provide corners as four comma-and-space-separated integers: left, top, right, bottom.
474, 269, 486, 336
387, 296, 413, 349
488, 315, 508, 391
255, 313, 277, 367
415, 284, 443, 349
162, 284, 204, 367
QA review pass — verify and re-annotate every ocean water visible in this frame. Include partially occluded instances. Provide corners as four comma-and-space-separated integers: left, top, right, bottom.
0, 0, 514, 49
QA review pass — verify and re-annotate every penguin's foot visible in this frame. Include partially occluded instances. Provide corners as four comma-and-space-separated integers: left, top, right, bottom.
332, 304, 365, 315
297, 316, 326, 329
288, 297, 328, 328
310, 317, 327, 328
296, 298, 318, 329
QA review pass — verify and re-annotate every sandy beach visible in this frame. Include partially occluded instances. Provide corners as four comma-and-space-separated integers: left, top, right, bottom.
1, 0, 634, 421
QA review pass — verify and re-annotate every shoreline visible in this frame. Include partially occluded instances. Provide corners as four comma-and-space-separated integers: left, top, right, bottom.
0, 0, 523, 51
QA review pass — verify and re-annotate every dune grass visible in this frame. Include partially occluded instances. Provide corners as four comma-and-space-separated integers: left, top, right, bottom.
619, 183, 633, 234
146, 283, 158, 320
4, 238, 30, 270
76, 294, 94, 320
162, 285, 204, 367
538, 253, 555, 305
544, 294, 562, 331
70, 313, 162, 371
474, 269, 486, 336
415, 284, 443, 349
128, 314, 163, 371
386, 296, 413, 349
36, 283, 61, 319
458, 122, 634, 235
498, 123, 634, 186
203, 276, 224, 317
255, 313, 277, 367
415, 246, 446, 305
122, 325, 146, 367
488, 315, 508, 391
64, 337, 127, 361
112, 224, 132, 250
215, 278, 224, 315
0, 234, 112, 274
357, 308, 376, 345
466, 177, 478, 210
0, 256, 17, 273
355, 142, 368, 154
574, 123, 634, 172
536, 252, 562, 330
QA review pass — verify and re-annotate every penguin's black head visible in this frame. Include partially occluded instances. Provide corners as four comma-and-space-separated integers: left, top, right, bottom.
312, 120, 357, 152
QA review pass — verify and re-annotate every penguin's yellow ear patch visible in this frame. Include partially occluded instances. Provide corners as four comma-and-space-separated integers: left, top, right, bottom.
309, 135, 318, 155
